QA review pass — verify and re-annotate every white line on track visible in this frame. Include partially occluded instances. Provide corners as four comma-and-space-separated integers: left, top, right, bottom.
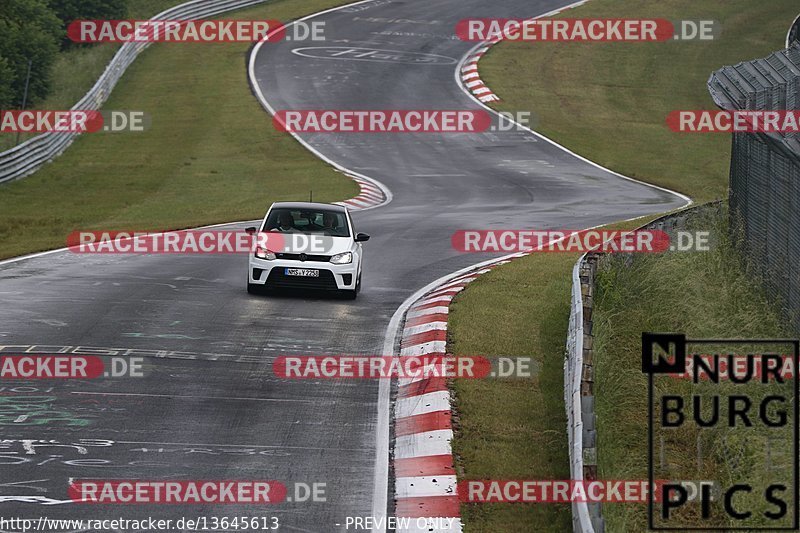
116, 440, 372, 451
70, 391, 319, 403
407, 174, 467, 177
248, 3, 392, 215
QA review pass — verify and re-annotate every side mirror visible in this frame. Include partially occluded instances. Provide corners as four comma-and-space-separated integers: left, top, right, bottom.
355, 232, 370, 242
245, 226, 257, 235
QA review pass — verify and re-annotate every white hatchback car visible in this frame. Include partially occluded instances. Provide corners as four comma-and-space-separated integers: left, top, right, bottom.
246, 202, 369, 299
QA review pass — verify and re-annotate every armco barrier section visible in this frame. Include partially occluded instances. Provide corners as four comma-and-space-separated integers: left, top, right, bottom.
708, 42, 800, 332
0, 0, 271, 185
565, 251, 601, 533
565, 202, 721, 533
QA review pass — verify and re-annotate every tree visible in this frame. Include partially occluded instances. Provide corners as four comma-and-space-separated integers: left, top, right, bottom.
0, 55, 15, 108
47, 0, 127, 47
0, 0, 62, 107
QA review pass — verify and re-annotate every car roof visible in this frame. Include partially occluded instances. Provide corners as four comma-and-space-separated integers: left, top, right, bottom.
269, 202, 347, 212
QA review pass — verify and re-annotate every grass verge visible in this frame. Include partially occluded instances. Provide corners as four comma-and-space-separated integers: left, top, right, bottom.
448, 218, 648, 532
0, 0, 359, 259
449, 1, 797, 531
448, 252, 579, 532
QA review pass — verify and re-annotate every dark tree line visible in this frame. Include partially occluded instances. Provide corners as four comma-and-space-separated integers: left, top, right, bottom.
0, 0, 127, 108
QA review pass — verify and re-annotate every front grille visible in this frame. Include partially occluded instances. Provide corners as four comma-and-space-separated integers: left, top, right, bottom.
275, 253, 331, 262
266, 268, 338, 291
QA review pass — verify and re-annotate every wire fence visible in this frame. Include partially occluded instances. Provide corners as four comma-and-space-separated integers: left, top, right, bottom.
708, 42, 800, 333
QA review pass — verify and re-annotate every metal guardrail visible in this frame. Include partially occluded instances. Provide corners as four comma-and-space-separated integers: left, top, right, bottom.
565, 252, 602, 533
564, 203, 722, 533
0, 0, 271, 185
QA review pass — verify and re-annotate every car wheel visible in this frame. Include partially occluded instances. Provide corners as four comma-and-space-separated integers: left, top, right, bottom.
342, 288, 358, 300
342, 275, 359, 300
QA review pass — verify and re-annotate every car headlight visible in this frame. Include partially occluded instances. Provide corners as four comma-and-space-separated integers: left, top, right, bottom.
330, 252, 353, 264
255, 247, 276, 260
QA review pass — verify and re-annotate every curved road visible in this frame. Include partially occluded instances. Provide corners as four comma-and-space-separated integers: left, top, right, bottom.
0, 0, 685, 531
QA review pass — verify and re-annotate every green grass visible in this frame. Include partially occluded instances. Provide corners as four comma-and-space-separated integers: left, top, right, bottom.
481, 0, 798, 202
449, 1, 797, 531
449, 252, 579, 532
0, 0, 359, 259
448, 218, 648, 532
593, 210, 792, 531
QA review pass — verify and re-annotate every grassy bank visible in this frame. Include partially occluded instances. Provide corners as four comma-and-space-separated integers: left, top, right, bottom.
481, 0, 797, 203
450, 1, 797, 531
0, 0, 358, 259
41, 0, 187, 110
593, 210, 792, 530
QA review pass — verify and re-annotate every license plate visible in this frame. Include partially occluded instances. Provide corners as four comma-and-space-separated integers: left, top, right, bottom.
285, 268, 319, 277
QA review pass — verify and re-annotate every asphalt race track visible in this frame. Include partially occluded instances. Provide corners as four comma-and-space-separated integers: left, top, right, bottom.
0, 0, 686, 531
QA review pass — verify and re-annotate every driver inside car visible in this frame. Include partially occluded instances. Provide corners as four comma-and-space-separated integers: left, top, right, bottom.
273, 211, 297, 232
322, 212, 339, 234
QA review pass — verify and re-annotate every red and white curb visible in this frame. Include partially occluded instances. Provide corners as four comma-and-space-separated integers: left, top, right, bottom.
392, 262, 513, 532
333, 175, 388, 211
460, 43, 501, 104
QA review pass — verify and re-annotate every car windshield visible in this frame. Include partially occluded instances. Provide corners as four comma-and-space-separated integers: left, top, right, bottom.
262, 208, 350, 237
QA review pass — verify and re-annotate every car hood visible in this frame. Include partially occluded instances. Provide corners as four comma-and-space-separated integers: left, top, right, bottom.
324, 237, 354, 256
